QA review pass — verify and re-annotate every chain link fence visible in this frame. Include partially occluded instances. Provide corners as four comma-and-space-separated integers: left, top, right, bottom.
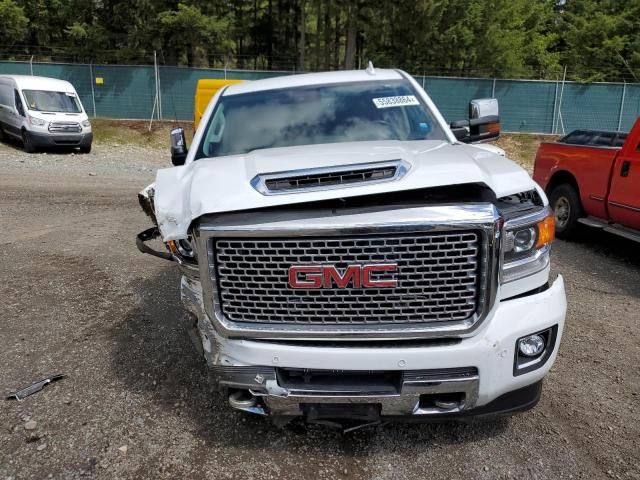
1, 60, 638, 134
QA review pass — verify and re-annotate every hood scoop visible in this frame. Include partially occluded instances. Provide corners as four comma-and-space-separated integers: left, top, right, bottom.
251, 159, 410, 195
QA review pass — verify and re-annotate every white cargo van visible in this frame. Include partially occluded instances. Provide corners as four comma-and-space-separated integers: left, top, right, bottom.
0, 75, 92, 153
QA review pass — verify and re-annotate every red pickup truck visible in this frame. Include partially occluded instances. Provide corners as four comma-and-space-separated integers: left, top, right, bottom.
533, 118, 640, 241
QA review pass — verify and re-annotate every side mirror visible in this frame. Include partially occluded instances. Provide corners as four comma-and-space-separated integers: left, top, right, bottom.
469, 98, 499, 119
170, 128, 188, 166
451, 98, 500, 143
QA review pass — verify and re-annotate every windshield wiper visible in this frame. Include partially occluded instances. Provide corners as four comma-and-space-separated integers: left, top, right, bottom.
247, 144, 275, 153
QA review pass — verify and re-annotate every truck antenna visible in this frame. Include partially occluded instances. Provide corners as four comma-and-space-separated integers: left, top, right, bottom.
365, 61, 376, 75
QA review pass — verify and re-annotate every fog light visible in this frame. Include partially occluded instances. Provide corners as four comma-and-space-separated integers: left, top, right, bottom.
514, 326, 557, 376
518, 334, 545, 357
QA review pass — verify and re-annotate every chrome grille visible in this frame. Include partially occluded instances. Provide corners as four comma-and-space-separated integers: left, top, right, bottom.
48, 121, 81, 133
264, 166, 397, 192
213, 232, 483, 325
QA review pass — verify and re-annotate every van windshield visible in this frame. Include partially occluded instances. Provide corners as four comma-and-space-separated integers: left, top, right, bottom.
22, 90, 82, 113
197, 80, 448, 159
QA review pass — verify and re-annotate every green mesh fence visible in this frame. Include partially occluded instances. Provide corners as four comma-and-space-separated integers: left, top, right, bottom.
1, 60, 638, 134
419, 77, 494, 125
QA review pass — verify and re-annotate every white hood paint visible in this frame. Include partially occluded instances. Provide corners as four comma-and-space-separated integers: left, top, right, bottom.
470, 143, 506, 157
154, 140, 537, 241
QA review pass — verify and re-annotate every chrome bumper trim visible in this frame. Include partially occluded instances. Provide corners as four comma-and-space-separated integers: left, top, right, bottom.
213, 365, 480, 417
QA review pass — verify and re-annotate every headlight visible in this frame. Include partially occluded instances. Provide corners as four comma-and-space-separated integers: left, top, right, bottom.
502, 207, 555, 283
167, 237, 197, 262
28, 115, 46, 126
81, 119, 91, 128
511, 227, 536, 253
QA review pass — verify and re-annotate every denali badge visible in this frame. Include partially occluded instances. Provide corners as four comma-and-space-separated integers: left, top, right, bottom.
288, 264, 398, 289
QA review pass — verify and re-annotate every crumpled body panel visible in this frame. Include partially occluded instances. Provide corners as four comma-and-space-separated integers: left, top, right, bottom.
153, 140, 537, 241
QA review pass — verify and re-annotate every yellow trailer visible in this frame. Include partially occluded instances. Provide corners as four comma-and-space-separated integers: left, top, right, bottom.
194, 78, 244, 129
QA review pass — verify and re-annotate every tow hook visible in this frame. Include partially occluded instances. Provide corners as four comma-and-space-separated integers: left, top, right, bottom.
228, 391, 267, 416
136, 227, 174, 261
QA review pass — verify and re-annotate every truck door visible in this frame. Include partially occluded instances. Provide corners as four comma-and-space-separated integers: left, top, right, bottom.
7, 89, 26, 136
607, 121, 640, 230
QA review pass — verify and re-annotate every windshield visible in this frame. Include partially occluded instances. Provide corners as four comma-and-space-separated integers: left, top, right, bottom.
197, 80, 447, 159
22, 90, 82, 113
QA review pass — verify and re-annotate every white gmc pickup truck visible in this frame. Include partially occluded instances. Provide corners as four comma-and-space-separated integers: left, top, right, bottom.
137, 67, 566, 427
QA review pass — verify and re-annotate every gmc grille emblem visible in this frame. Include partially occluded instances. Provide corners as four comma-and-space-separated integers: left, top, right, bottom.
288, 264, 398, 289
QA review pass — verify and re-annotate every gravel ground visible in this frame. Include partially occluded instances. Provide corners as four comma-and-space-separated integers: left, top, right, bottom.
1, 140, 639, 480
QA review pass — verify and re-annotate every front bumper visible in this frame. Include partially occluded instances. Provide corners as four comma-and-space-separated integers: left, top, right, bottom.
181, 274, 566, 418
29, 130, 93, 148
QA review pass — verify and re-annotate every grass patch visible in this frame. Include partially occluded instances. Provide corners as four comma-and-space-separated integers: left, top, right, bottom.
91, 119, 194, 150
496, 133, 559, 172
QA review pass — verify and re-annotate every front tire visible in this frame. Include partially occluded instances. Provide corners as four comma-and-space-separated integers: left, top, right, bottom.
80, 144, 92, 154
22, 130, 37, 153
549, 183, 583, 239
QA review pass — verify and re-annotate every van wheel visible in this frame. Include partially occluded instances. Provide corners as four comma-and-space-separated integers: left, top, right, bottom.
22, 131, 37, 153
549, 184, 583, 239
80, 145, 92, 154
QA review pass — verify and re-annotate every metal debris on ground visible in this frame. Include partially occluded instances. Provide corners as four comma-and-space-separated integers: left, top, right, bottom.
6, 374, 65, 400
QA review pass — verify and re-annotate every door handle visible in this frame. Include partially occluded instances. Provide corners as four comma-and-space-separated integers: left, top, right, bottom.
620, 160, 630, 177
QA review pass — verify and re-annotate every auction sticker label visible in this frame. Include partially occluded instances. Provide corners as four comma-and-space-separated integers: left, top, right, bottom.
372, 95, 420, 108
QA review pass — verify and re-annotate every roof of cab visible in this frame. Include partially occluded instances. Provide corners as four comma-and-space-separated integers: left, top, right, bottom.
0, 75, 76, 92
223, 68, 405, 96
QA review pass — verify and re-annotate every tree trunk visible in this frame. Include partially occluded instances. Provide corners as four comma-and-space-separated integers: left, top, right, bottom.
235, 2, 244, 69
281, 0, 294, 70
267, 0, 273, 69
164, 45, 178, 66
314, 0, 322, 71
356, 30, 364, 69
334, 8, 340, 69
324, 1, 331, 70
253, 0, 258, 70
186, 44, 195, 68
298, 0, 306, 71
344, 3, 357, 70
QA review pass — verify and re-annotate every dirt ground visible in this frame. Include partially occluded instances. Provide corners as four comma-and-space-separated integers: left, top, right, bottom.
1, 137, 639, 480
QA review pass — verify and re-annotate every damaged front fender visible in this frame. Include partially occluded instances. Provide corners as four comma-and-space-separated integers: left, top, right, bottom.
136, 183, 175, 261
136, 226, 174, 261
138, 183, 158, 225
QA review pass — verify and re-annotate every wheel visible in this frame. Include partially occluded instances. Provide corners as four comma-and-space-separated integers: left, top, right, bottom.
80, 144, 92, 154
549, 183, 583, 239
22, 130, 37, 153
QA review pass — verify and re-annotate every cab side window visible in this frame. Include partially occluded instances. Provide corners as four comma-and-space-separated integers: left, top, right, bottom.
14, 90, 25, 116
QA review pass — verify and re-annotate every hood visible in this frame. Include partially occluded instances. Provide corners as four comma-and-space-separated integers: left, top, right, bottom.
154, 140, 536, 240
29, 111, 88, 122
470, 142, 506, 157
